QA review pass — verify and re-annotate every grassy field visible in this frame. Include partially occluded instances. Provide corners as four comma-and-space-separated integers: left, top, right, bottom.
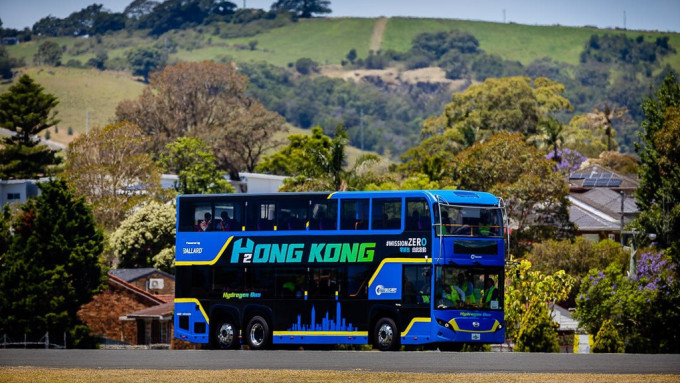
8, 17, 679, 69
2, 368, 679, 383
0, 67, 146, 144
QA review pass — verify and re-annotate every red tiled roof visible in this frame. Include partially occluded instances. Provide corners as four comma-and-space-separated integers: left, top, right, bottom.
123, 302, 174, 319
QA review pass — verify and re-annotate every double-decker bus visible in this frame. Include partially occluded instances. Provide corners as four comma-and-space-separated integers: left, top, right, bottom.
174, 190, 507, 351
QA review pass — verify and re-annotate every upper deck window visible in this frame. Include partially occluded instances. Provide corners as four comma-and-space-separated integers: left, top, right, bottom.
371, 198, 402, 230
340, 199, 369, 230
435, 205, 503, 237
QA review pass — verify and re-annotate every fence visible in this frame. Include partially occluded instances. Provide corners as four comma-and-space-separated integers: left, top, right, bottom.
1, 332, 66, 349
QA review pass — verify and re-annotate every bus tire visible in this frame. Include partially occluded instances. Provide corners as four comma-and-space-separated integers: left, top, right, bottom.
213, 316, 239, 350
373, 317, 400, 351
245, 315, 271, 350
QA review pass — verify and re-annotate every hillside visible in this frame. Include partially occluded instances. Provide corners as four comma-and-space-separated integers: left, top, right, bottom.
4, 17, 680, 155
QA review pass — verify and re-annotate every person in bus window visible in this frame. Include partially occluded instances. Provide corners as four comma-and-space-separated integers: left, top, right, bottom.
218, 211, 235, 231
457, 273, 476, 304
483, 277, 499, 306
199, 212, 212, 231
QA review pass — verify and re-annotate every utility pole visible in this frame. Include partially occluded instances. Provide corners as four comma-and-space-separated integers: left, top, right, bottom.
620, 191, 625, 246
503, 9, 506, 23
623, 10, 627, 30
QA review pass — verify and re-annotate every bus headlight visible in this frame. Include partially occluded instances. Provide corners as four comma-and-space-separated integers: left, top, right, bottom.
436, 319, 452, 330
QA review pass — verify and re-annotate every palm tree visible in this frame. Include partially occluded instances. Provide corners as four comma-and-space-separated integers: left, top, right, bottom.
539, 117, 564, 163
590, 104, 629, 151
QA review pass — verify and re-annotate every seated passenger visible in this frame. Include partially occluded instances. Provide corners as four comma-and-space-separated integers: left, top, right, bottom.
198, 212, 212, 231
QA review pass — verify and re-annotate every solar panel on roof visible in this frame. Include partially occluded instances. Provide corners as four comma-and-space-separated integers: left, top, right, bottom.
583, 179, 597, 187
607, 179, 622, 187
595, 179, 609, 187
570, 173, 586, 179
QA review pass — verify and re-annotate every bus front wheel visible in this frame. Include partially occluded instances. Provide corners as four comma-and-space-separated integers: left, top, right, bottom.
373, 318, 400, 351
245, 315, 271, 350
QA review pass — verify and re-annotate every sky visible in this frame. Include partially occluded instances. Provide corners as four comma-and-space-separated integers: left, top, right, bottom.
1, 0, 679, 33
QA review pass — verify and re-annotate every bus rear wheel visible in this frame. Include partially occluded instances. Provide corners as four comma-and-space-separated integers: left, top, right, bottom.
245, 316, 271, 350
213, 317, 239, 350
373, 317, 400, 351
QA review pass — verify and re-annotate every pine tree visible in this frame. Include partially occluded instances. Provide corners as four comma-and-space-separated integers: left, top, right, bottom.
0, 74, 61, 178
0, 180, 104, 346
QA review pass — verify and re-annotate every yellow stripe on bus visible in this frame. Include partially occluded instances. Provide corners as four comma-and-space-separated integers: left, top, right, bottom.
401, 317, 431, 337
175, 236, 234, 266
174, 298, 209, 324
448, 319, 500, 333
368, 258, 432, 287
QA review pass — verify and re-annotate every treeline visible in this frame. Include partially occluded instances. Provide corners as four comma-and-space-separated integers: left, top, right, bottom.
340, 30, 676, 153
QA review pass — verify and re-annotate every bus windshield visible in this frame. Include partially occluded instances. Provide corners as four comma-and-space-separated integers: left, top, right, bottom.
435, 205, 503, 237
434, 266, 502, 311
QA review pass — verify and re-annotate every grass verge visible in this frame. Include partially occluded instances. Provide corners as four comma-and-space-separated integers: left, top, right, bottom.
2, 368, 679, 383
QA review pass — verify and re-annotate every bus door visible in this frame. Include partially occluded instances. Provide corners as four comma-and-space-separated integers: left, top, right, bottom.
400, 264, 433, 344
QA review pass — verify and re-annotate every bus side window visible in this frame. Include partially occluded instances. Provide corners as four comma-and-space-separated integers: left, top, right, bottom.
406, 198, 430, 231
340, 199, 369, 230
278, 199, 308, 231
309, 200, 337, 230
372, 198, 402, 230
246, 201, 276, 231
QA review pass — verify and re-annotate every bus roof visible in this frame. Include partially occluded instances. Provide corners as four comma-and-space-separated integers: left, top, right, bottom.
179, 190, 499, 206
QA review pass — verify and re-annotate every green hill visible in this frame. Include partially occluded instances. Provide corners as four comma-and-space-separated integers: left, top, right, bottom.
4, 17, 680, 154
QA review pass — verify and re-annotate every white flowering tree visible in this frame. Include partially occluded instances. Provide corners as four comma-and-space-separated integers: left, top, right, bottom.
109, 201, 175, 272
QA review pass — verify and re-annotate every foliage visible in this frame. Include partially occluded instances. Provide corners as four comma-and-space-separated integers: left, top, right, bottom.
580, 34, 675, 67
450, 133, 574, 255
505, 260, 574, 348
514, 301, 560, 353
545, 148, 586, 174
575, 252, 680, 353
295, 57, 319, 75
126, 47, 166, 83
0, 74, 61, 179
592, 319, 625, 353
109, 201, 175, 271
153, 246, 176, 274
63, 121, 162, 230
0, 45, 21, 79
33, 41, 63, 66
257, 125, 348, 191
634, 72, 680, 263
116, 61, 285, 178
239, 61, 452, 156
158, 137, 235, 195
0, 179, 104, 346
270, 0, 331, 18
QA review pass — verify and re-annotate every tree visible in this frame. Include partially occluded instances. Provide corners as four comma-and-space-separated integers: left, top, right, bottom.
256, 125, 347, 191
575, 252, 680, 353
0, 74, 61, 179
158, 137, 235, 195
62, 121, 162, 230
108, 201, 175, 271
634, 72, 680, 262
116, 61, 285, 178
537, 117, 564, 164
587, 103, 629, 152
270, 0, 331, 18
505, 260, 574, 351
420, 77, 571, 149
451, 132, 574, 255
34, 41, 62, 66
0, 179, 104, 347
592, 319, 625, 353
126, 46, 166, 83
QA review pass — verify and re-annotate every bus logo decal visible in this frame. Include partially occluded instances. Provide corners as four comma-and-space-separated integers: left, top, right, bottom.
375, 285, 397, 296
230, 238, 375, 264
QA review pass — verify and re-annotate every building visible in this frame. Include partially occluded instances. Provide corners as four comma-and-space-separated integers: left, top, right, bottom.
568, 164, 640, 243
0, 179, 43, 206
77, 269, 191, 348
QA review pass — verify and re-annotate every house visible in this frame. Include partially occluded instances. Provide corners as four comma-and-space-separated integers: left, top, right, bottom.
0, 178, 44, 206
568, 164, 640, 243
161, 172, 287, 193
78, 269, 195, 349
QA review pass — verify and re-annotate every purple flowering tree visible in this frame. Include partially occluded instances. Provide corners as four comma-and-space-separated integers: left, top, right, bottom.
545, 148, 586, 174
574, 251, 680, 352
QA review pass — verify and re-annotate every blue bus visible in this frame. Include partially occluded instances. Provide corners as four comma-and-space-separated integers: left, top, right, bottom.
174, 190, 507, 350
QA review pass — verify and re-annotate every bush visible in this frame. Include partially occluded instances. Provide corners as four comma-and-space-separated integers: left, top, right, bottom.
515, 301, 560, 352
295, 57, 318, 75
592, 319, 625, 353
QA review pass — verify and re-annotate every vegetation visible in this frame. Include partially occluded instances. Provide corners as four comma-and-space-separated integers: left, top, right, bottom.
63, 121, 162, 230
108, 201, 176, 273
0, 179, 103, 347
0, 74, 61, 178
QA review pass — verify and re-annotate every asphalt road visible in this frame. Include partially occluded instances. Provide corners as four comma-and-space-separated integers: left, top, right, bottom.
1, 349, 679, 374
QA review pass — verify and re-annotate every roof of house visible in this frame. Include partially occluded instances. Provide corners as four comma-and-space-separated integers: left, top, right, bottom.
108, 268, 174, 283
550, 304, 580, 332
570, 188, 638, 223
121, 302, 174, 320
569, 197, 621, 231
107, 274, 169, 305
568, 164, 639, 191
